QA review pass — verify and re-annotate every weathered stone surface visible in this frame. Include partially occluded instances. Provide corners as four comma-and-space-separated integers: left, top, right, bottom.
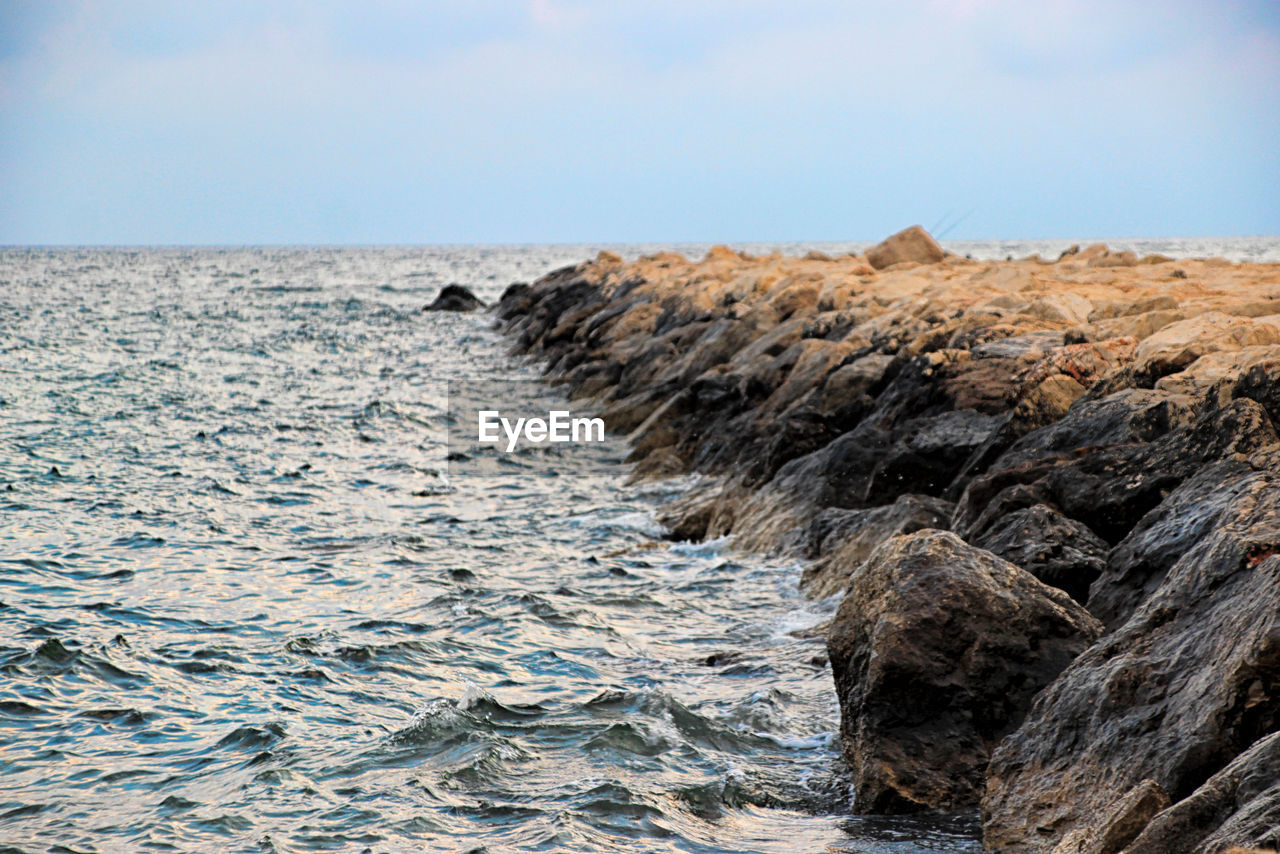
969, 504, 1108, 603
424, 283, 484, 311
864, 225, 946, 270
1134, 312, 1280, 380
1088, 453, 1275, 627
958, 395, 1274, 546
1052, 780, 1170, 854
827, 531, 1102, 813
1122, 732, 1280, 854
953, 388, 1197, 538
1153, 345, 1280, 399
790, 494, 955, 598
982, 474, 1280, 851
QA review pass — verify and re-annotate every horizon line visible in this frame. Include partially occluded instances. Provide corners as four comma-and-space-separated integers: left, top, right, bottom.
3, 232, 1280, 251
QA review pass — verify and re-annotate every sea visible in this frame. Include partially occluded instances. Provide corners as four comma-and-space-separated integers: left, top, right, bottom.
1, 237, 1276, 854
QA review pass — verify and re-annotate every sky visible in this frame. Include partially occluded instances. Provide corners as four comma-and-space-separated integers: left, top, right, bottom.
1, 0, 1278, 244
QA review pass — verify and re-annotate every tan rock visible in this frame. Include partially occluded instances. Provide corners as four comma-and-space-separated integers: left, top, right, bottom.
1051, 780, 1170, 854
864, 225, 946, 270
1090, 250, 1140, 268
1028, 292, 1094, 326
1135, 312, 1280, 378
1154, 345, 1280, 398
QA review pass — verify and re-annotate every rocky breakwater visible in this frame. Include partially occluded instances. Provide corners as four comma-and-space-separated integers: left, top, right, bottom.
489, 227, 1280, 852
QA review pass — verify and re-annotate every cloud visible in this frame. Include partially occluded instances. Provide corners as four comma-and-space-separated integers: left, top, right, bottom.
1, 0, 1277, 242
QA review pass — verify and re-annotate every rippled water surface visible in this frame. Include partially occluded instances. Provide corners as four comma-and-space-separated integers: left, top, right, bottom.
1, 239, 1272, 853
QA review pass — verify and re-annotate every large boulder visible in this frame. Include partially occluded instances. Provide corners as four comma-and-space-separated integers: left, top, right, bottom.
865, 225, 946, 270
1122, 731, 1280, 854
981, 471, 1280, 851
827, 531, 1102, 813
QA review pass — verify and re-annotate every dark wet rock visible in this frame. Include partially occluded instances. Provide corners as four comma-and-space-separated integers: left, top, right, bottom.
827, 531, 1102, 814
865, 226, 946, 270
969, 504, 1108, 604
980, 388, 1195, 476
1038, 398, 1277, 542
819, 353, 896, 413
981, 473, 1280, 852
1232, 357, 1280, 426
1123, 731, 1280, 854
754, 420, 896, 512
495, 281, 533, 318
424, 283, 484, 312
1088, 453, 1274, 628
861, 409, 1002, 504
789, 495, 955, 599
956, 394, 1273, 545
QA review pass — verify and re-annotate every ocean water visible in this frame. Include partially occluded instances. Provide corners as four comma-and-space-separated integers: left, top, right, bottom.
0, 239, 1274, 853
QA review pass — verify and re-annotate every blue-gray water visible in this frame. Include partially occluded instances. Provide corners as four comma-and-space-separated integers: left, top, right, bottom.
1, 239, 1275, 853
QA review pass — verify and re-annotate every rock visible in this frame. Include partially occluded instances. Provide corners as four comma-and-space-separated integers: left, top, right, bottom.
1027, 293, 1094, 326
792, 494, 955, 598
819, 353, 895, 414
1076, 244, 1111, 262
980, 388, 1194, 475
704, 244, 740, 262
981, 473, 1280, 851
1007, 374, 1088, 436
953, 388, 1198, 536
1020, 338, 1139, 392
1038, 398, 1277, 543
1052, 780, 1171, 854
1087, 453, 1274, 627
1089, 250, 1140, 268
969, 504, 1108, 603
955, 391, 1276, 548
970, 331, 1064, 360
827, 531, 1102, 813
1134, 312, 1280, 381
1233, 357, 1280, 426
1122, 732, 1280, 854
1154, 346, 1280, 400
865, 226, 946, 270
495, 282, 533, 319
866, 409, 1003, 502
424, 283, 484, 312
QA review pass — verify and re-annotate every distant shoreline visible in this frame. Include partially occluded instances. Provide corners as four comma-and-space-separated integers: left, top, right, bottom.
3, 234, 1279, 264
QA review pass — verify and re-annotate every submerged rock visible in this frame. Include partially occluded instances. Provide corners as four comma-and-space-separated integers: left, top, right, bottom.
826, 531, 1101, 813
424, 283, 484, 312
